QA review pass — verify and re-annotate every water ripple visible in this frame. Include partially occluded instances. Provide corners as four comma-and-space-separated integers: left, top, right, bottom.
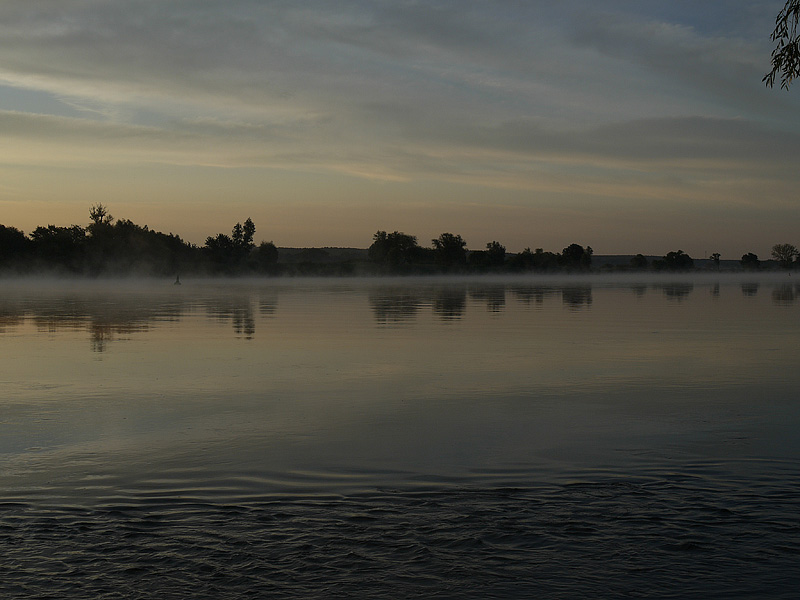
1, 478, 799, 599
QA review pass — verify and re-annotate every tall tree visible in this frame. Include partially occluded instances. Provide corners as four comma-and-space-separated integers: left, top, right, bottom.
88, 203, 113, 226
242, 218, 256, 251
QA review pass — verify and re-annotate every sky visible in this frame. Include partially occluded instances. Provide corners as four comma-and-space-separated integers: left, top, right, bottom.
0, 0, 798, 257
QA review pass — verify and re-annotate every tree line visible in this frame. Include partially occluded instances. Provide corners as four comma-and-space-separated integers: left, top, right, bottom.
0, 206, 797, 276
368, 231, 798, 274
367, 231, 594, 274
0, 204, 279, 276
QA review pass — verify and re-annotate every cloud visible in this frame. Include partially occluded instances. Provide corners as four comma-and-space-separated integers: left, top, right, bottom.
4, 104, 796, 216
0, 1, 798, 197
569, 4, 798, 122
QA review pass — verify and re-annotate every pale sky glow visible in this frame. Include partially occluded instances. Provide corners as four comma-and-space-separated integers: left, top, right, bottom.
1, 0, 798, 256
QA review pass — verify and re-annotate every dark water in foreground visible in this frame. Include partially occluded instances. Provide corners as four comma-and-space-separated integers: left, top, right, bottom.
3, 473, 799, 599
1, 275, 799, 598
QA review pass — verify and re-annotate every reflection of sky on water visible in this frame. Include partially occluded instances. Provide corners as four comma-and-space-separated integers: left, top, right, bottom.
2, 277, 799, 600
1, 274, 799, 497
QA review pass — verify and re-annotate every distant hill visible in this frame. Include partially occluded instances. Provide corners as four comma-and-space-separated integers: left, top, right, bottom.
277, 247, 369, 263
276, 249, 754, 270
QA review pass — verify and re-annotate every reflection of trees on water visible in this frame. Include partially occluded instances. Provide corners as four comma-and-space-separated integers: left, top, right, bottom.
0, 288, 279, 350
561, 286, 592, 309
741, 283, 759, 297
369, 290, 422, 324
659, 283, 694, 300
772, 284, 800, 305
433, 288, 467, 320
0, 314, 24, 333
368, 286, 468, 322
509, 286, 557, 306
20, 297, 165, 352
88, 322, 150, 353
206, 291, 276, 338
0, 297, 29, 332
206, 297, 256, 339
469, 286, 506, 312
367, 281, 774, 323
259, 298, 278, 316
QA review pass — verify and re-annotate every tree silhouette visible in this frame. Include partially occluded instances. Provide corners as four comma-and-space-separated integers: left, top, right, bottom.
89, 203, 113, 226
252, 241, 279, 272
485, 241, 506, 267
468, 241, 507, 271
508, 247, 560, 271
630, 254, 648, 269
560, 243, 592, 269
204, 218, 258, 272
232, 222, 244, 247
771, 243, 798, 268
765, 0, 800, 89
30, 225, 87, 272
661, 250, 694, 271
369, 230, 419, 270
432, 233, 467, 270
0, 225, 30, 270
242, 218, 256, 251
741, 252, 760, 270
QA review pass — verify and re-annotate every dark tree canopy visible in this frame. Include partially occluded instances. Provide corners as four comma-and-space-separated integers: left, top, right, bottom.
560, 243, 592, 269
89, 203, 113, 226
231, 218, 256, 253
485, 241, 506, 267
771, 243, 799, 268
630, 254, 648, 269
253, 241, 279, 271
30, 225, 87, 271
508, 247, 560, 272
765, 0, 800, 89
469, 241, 507, 271
741, 252, 760, 270
204, 218, 259, 272
663, 250, 694, 271
369, 230, 420, 269
0, 225, 28, 254
432, 233, 467, 270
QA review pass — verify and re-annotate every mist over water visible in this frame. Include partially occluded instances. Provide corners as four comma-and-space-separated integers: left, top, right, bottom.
1, 274, 799, 598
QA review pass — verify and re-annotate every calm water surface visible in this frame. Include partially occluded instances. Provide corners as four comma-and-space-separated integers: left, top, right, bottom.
1, 275, 799, 598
